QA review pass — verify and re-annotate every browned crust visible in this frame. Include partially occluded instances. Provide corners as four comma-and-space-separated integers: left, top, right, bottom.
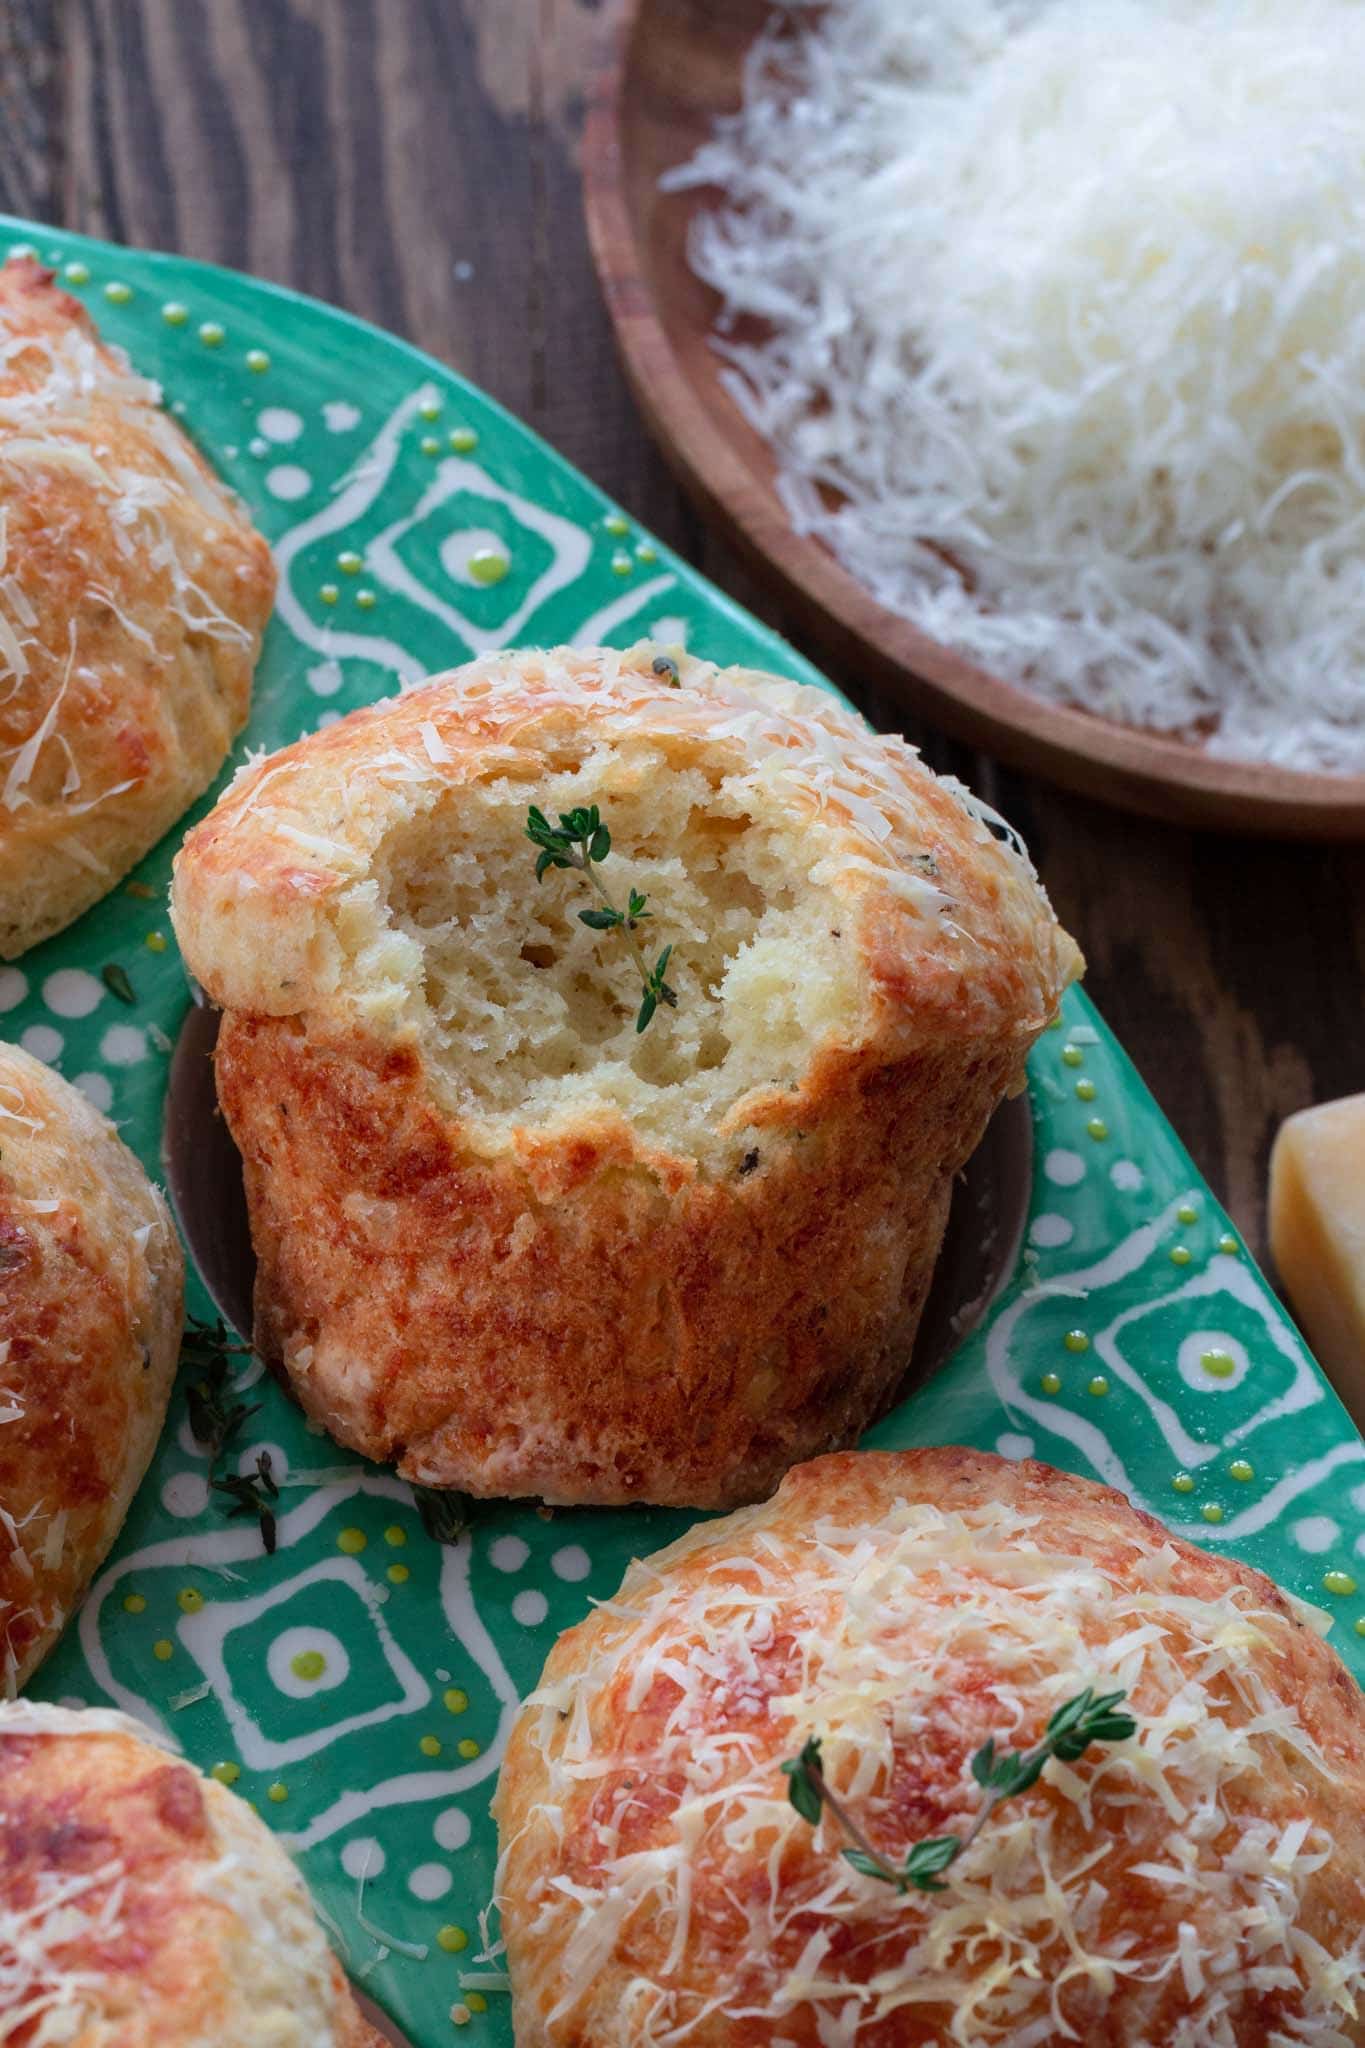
0, 1706, 376, 2043
0, 259, 275, 958
0, 1042, 183, 1689
496, 1448, 1365, 2047
216, 1016, 1026, 1507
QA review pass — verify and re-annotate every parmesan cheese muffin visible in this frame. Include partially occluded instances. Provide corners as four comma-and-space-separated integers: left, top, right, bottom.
496, 1447, 1365, 2047
171, 646, 1078, 1508
0, 1701, 382, 2045
0, 257, 275, 958
0, 1041, 182, 1691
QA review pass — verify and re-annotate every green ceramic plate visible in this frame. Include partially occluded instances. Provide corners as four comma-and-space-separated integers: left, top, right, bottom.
4, 216, 1363, 2047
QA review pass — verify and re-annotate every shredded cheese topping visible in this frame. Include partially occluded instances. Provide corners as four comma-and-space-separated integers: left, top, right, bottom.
668, 0, 1365, 773
0, 283, 251, 828
508, 1495, 1365, 2044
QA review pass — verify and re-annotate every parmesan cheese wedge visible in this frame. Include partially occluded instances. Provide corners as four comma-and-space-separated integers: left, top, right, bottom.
1269, 1095, 1365, 1417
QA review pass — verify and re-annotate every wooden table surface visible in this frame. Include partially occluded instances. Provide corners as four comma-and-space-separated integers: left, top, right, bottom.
2, 0, 1361, 1263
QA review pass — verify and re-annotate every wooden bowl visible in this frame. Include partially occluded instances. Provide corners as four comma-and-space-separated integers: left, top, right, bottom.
583, 0, 1365, 839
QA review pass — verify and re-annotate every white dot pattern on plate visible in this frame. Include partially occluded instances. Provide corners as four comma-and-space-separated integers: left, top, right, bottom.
340, 1837, 384, 1881
511, 1589, 549, 1626
100, 1023, 147, 1065
433, 1806, 471, 1852
996, 1433, 1035, 1461
1292, 1515, 1341, 1554
238, 1441, 288, 1479
21, 1024, 62, 1064
42, 968, 104, 1018
161, 1473, 210, 1519
266, 1626, 350, 1699
488, 1536, 528, 1573
307, 658, 344, 697
72, 1071, 114, 1113
408, 1862, 452, 1902
323, 400, 361, 432
550, 1545, 591, 1583
258, 406, 304, 443
1110, 1159, 1144, 1192
266, 463, 312, 501
1043, 1147, 1085, 1187
1028, 1213, 1074, 1249
0, 967, 27, 1011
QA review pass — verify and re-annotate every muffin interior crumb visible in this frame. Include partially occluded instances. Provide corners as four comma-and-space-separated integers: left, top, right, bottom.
374, 734, 862, 1155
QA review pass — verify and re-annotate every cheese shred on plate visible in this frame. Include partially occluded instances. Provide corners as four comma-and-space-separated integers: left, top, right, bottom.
667, 0, 1365, 773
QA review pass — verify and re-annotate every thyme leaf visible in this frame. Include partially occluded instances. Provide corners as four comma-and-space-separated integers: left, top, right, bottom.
525, 804, 678, 1033
783, 1688, 1136, 1894
212, 1451, 279, 1555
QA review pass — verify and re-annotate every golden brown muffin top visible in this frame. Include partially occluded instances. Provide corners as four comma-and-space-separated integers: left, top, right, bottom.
0, 1042, 182, 1692
171, 644, 1081, 1056
495, 1447, 1365, 2046
0, 1703, 380, 2046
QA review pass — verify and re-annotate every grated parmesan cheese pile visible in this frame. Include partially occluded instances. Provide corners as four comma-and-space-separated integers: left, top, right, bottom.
668, 0, 1365, 773
508, 1492, 1365, 2043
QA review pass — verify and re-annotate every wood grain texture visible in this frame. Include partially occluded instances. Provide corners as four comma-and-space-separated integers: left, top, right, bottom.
0, 0, 1359, 1261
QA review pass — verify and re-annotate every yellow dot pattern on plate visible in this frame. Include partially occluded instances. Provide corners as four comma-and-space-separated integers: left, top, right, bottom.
177, 1587, 204, 1614
291, 1649, 326, 1681
1075, 1079, 1097, 1102
1177, 1202, 1198, 1224
603, 513, 629, 535
385, 1525, 408, 1547
1063, 1330, 1090, 1354
610, 551, 633, 577
162, 301, 189, 326
636, 542, 657, 563
1086, 1118, 1109, 1141
1356, 1617, 1365, 1637
457, 1737, 480, 1760
438, 1925, 469, 1953
1061, 1045, 1083, 1067
1228, 1459, 1255, 1482
1324, 1570, 1358, 1597
1169, 1245, 1192, 1266
1171, 1472, 1195, 1494
104, 281, 133, 304
449, 426, 478, 452
444, 1687, 468, 1714
337, 550, 363, 574
153, 1638, 174, 1661
1201, 1503, 1224, 1524
211, 1761, 240, 1785
421, 435, 441, 455
1200, 1349, 1236, 1380
387, 1562, 410, 1584
420, 1735, 442, 1757
337, 1527, 366, 1554
355, 588, 377, 609
1218, 1233, 1239, 1255
198, 321, 225, 347
1040, 1372, 1061, 1395
468, 549, 508, 586
64, 261, 90, 284
467, 1995, 487, 2014
1086, 1375, 1109, 1397
267, 1782, 289, 1803
419, 397, 442, 421
320, 583, 339, 605
122, 1592, 146, 1615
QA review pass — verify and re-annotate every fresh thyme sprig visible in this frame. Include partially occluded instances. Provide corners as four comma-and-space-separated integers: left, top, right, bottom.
213, 1451, 279, 1555
783, 1687, 1136, 1895
525, 803, 678, 1033
182, 1317, 275, 1553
